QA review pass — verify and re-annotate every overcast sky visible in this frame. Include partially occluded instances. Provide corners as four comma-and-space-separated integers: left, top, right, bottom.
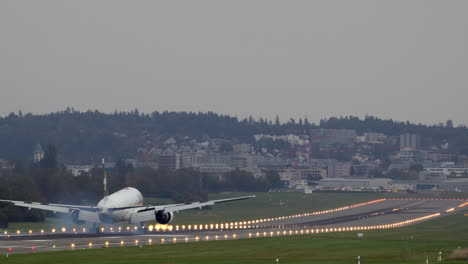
1, 1, 467, 125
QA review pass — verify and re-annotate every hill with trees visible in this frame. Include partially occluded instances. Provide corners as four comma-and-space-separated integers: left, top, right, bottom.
1, 109, 467, 162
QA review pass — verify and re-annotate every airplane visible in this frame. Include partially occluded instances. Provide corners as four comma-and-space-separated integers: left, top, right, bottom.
0, 160, 254, 230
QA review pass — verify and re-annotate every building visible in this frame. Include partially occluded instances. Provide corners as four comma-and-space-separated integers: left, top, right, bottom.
440, 178, 468, 192
364, 133, 387, 143
232, 144, 252, 154
158, 153, 180, 171
199, 163, 233, 175
424, 151, 455, 162
397, 149, 423, 162
351, 164, 374, 177
327, 160, 351, 178
400, 133, 421, 150
422, 167, 468, 178
229, 155, 249, 169
33, 144, 44, 163
309, 129, 356, 150
66, 165, 93, 177
254, 134, 309, 146
318, 178, 391, 191
297, 168, 326, 182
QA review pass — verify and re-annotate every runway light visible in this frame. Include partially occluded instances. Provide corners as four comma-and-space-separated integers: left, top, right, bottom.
161, 238, 165, 243
105, 241, 109, 247
185, 237, 188, 242
148, 238, 152, 245
16, 230, 20, 234
224, 234, 228, 239
71, 243, 75, 248
173, 237, 177, 243
51, 229, 56, 233
88, 242, 93, 248
31, 246, 35, 250
148, 225, 154, 232
7, 248, 12, 252
120, 241, 124, 246
62, 227, 66, 233
29, 230, 32, 234
446, 208, 455, 212
135, 240, 139, 245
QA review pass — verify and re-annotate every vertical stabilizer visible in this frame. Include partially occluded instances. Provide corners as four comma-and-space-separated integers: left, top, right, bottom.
102, 158, 109, 197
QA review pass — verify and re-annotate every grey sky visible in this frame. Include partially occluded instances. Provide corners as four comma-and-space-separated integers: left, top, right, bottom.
1, 1, 467, 125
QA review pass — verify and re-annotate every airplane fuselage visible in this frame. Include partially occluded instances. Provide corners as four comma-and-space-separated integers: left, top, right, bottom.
96, 187, 144, 223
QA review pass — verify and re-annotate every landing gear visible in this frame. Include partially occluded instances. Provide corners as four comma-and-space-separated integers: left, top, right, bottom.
137, 222, 145, 234
89, 223, 98, 234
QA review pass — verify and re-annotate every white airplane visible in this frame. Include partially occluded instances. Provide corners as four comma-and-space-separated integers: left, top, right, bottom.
0, 160, 254, 228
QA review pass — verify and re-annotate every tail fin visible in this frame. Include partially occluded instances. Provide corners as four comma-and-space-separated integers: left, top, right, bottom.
102, 158, 109, 197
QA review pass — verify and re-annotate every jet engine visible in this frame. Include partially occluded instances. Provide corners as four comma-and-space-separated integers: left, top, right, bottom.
70, 209, 84, 225
155, 210, 173, 224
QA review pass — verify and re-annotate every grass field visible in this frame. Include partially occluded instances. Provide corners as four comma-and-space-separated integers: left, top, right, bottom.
150, 191, 384, 225
2, 210, 467, 264
3, 192, 383, 231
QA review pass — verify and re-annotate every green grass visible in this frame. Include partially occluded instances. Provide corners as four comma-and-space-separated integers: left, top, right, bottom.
2, 212, 468, 264
165, 191, 384, 225
3, 192, 383, 231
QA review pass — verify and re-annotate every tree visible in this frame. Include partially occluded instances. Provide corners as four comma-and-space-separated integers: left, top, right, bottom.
219, 142, 233, 153
446, 120, 453, 128
40, 144, 57, 170
264, 170, 282, 189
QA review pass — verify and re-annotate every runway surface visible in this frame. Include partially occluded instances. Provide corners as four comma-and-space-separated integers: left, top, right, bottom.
1, 198, 467, 254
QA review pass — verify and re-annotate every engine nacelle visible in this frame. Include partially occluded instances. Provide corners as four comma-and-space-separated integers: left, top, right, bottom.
70, 209, 84, 225
155, 210, 173, 225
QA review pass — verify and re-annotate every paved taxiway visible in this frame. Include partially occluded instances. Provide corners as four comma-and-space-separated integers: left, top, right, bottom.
1, 198, 466, 254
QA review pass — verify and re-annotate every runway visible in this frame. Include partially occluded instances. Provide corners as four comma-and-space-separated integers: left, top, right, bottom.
1, 198, 467, 254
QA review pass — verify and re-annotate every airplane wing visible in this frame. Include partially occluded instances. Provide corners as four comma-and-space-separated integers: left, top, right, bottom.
0, 199, 102, 223
112, 195, 255, 213
123, 195, 255, 224
0, 199, 99, 213
163, 195, 255, 213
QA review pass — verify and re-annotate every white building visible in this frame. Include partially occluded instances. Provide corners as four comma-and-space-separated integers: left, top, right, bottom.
423, 167, 468, 178
66, 165, 93, 177
318, 178, 391, 191
33, 144, 44, 163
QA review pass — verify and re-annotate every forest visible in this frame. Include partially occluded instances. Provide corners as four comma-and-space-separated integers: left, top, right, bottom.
1, 109, 467, 162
